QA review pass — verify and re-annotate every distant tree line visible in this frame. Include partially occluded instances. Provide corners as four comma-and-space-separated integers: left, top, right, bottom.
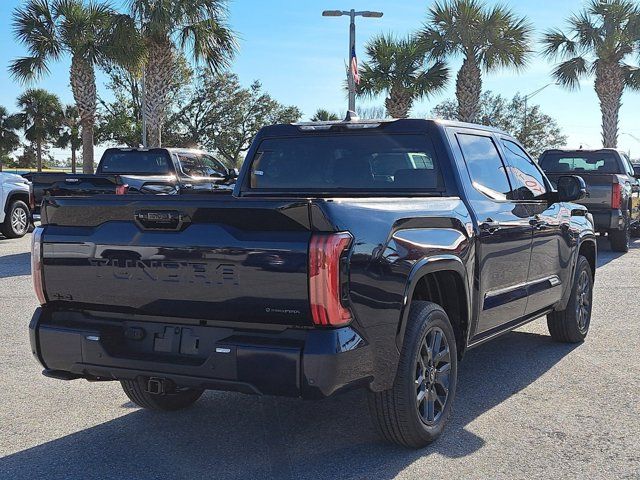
4, 0, 640, 172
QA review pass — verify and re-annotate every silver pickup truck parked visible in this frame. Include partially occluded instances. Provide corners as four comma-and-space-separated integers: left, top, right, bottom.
539, 149, 640, 252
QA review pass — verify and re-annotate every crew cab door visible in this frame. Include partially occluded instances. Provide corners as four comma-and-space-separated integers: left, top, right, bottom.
452, 130, 533, 335
498, 139, 566, 315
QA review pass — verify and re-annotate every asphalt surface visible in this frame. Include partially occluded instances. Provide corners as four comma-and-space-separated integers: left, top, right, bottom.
0, 233, 638, 480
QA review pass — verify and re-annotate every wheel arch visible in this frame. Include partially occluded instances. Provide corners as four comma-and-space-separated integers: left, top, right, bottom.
4, 190, 30, 215
396, 255, 472, 360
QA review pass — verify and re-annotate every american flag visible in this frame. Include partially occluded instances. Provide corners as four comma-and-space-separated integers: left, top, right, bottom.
350, 46, 360, 85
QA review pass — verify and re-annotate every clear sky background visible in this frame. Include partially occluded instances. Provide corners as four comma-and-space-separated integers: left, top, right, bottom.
1, 0, 640, 160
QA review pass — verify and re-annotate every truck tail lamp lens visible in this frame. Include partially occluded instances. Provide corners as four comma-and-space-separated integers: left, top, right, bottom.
115, 184, 129, 195
309, 232, 353, 327
31, 227, 46, 305
612, 183, 622, 210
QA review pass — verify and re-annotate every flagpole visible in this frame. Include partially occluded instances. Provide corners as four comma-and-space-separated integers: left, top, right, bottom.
348, 9, 356, 113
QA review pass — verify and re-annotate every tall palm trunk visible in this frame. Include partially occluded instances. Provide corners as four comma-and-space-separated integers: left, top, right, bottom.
144, 37, 175, 148
385, 89, 413, 118
36, 139, 42, 172
456, 57, 482, 123
70, 56, 97, 173
71, 147, 77, 174
595, 62, 624, 149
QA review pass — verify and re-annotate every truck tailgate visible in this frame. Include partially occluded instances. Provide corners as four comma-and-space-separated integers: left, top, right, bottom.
546, 173, 617, 210
40, 196, 316, 326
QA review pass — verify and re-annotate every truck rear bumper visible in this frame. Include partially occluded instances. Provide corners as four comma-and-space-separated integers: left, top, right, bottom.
590, 209, 625, 231
29, 308, 372, 399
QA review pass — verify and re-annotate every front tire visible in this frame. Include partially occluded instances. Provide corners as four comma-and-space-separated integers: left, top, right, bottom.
368, 301, 457, 448
547, 255, 593, 343
2, 200, 30, 238
121, 378, 203, 411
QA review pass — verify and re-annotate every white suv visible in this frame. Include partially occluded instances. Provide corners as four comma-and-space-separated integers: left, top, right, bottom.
1, 172, 31, 238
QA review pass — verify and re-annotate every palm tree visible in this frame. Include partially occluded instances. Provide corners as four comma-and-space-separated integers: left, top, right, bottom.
358, 34, 449, 119
56, 105, 82, 173
11, 0, 141, 173
15, 89, 63, 172
130, 0, 237, 147
542, 0, 640, 148
0, 106, 22, 167
419, 0, 532, 122
311, 109, 340, 121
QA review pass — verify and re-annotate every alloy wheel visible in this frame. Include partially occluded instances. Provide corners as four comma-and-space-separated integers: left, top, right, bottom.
575, 270, 591, 334
415, 326, 451, 425
11, 207, 28, 235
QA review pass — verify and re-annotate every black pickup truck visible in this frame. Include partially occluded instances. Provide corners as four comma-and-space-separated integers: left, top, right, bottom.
539, 148, 640, 252
30, 119, 596, 448
27, 147, 236, 213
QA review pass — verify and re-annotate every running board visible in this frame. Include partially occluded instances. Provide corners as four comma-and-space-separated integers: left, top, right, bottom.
467, 307, 555, 349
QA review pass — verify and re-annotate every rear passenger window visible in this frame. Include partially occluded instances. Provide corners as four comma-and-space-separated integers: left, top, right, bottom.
457, 134, 512, 200
501, 140, 547, 200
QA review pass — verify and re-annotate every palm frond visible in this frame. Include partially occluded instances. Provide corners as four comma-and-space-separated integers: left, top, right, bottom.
541, 29, 579, 59
12, 0, 61, 80
178, 18, 237, 72
413, 61, 449, 98
551, 56, 589, 90
9, 56, 51, 83
623, 64, 640, 91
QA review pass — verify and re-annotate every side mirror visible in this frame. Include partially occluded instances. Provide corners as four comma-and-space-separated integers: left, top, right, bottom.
633, 165, 640, 179
557, 175, 587, 202
226, 168, 239, 180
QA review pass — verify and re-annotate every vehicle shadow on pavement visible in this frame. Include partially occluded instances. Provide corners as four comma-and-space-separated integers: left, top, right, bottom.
0, 330, 578, 480
0, 253, 31, 278
595, 236, 640, 269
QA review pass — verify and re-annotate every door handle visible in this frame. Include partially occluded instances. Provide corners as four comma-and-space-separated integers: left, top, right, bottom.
480, 218, 501, 234
529, 215, 548, 230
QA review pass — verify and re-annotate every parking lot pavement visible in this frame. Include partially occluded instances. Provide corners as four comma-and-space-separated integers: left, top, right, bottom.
1, 233, 639, 480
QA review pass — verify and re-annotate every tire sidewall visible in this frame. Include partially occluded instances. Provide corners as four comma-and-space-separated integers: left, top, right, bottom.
4, 201, 30, 238
401, 304, 458, 442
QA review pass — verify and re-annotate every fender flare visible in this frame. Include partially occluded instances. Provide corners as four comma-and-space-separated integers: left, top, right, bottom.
395, 255, 472, 352
557, 235, 597, 311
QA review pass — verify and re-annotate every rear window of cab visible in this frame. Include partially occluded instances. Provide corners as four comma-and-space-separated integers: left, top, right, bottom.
248, 134, 444, 193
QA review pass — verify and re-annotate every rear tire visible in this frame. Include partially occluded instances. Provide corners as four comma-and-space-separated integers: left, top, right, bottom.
609, 219, 630, 252
2, 200, 30, 239
547, 255, 593, 343
121, 378, 203, 411
368, 301, 457, 448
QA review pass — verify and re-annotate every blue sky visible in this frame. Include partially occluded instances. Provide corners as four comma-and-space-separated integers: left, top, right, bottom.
1, 0, 640, 159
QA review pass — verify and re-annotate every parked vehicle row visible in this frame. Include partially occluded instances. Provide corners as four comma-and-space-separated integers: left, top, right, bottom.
0, 172, 31, 238
25, 147, 237, 214
29, 118, 596, 448
539, 148, 640, 252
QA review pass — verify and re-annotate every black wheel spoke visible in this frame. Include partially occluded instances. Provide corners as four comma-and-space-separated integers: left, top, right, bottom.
434, 346, 450, 365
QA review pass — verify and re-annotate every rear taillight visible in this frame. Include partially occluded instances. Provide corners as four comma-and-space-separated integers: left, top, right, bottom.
31, 227, 46, 305
612, 183, 622, 209
115, 184, 129, 195
309, 232, 353, 327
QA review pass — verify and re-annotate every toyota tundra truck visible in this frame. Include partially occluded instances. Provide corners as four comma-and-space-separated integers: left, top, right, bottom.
29, 118, 596, 448
539, 148, 640, 252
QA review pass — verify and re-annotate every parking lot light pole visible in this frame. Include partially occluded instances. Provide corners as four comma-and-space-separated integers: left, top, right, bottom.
322, 9, 383, 114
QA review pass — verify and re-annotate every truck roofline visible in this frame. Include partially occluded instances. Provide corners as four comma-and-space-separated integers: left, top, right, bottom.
541, 148, 626, 155
261, 118, 509, 137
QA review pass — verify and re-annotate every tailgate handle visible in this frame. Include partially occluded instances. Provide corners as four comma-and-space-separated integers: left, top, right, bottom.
135, 210, 190, 230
